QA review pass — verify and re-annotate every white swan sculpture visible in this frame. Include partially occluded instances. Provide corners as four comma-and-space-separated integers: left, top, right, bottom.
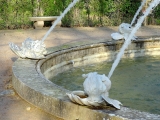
9, 38, 47, 59
67, 72, 122, 109
111, 23, 137, 41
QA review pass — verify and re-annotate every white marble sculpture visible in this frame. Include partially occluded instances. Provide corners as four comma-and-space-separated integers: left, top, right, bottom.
67, 72, 122, 109
9, 38, 47, 59
111, 23, 137, 40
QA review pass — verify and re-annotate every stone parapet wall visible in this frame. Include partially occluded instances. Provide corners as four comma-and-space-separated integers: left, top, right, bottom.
40, 37, 160, 80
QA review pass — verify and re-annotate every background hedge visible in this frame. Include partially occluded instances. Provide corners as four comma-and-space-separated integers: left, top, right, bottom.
0, 0, 160, 29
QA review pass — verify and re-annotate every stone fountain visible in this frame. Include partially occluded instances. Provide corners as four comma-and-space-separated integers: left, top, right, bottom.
10, 0, 160, 119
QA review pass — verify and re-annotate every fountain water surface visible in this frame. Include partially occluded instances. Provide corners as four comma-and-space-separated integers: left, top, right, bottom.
51, 56, 160, 114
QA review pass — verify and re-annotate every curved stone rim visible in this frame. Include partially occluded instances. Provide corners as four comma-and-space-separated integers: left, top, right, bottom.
12, 37, 160, 120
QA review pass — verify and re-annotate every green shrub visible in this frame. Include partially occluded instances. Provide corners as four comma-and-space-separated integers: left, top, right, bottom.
0, 0, 34, 29
0, 0, 159, 29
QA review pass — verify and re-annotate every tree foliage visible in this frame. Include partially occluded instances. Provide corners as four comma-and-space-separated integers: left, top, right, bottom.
0, 0, 160, 29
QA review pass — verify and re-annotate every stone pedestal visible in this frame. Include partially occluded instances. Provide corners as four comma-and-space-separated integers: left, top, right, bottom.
34, 21, 44, 29
51, 21, 61, 27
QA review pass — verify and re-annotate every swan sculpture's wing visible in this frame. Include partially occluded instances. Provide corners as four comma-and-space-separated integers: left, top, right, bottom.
9, 43, 25, 58
66, 91, 87, 105
101, 95, 122, 109
111, 33, 124, 40
66, 91, 103, 107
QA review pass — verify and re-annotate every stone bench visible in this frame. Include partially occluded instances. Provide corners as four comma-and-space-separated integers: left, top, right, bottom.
29, 16, 61, 29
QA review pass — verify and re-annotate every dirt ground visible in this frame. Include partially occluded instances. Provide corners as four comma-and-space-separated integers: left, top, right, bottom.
0, 26, 160, 120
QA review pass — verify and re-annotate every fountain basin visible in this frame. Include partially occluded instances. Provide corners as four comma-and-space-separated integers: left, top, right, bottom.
12, 36, 160, 120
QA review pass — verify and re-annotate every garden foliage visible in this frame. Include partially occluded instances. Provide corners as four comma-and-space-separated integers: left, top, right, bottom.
0, 0, 160, 29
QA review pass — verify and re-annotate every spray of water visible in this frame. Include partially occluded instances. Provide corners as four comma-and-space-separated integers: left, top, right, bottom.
131, 0, 147, 26
108, 0, 160, 79
41, 0, 80, 43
